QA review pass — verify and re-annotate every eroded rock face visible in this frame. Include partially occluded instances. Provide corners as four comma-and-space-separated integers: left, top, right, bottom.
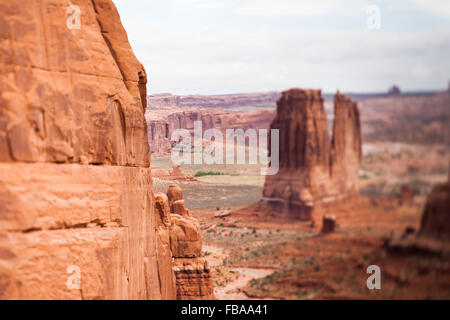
0, 163, 165, 299
385, 180, 450, 255
173, 257, 213, 300
419, 181, 450, 240
263, 89, 362, 220
0, 0, 149, 166
154, 193, 177, 300
0, 0, 209, 300
167, 184, 184, 213
146, 108, 275, 157
330, 92, 362, 194
155, 186, 214, 300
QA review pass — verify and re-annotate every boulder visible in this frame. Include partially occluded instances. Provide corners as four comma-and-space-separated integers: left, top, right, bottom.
164, 185, 214, 299
167, 184, 183, 212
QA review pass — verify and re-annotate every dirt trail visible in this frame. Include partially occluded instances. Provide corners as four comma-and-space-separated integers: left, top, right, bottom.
203, 245, 275, 300
214, 267, 274, 300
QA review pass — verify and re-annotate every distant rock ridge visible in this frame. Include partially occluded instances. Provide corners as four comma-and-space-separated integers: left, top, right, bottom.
262, 89, 362, 220
147, 92, 280, 110
146, 107, 275, 157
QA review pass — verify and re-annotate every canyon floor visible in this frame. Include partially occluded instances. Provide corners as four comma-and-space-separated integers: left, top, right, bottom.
151, 140, 449, 300
195, 198, 450, 300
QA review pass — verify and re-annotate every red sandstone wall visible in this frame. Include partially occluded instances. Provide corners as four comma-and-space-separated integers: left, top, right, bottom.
0, 0, 212, 300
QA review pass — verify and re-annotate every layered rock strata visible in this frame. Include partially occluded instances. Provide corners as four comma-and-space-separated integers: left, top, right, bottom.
0, 0, 211, 300
155, 185, 214, 300
262, 89, 362, 220
146, 108, 275, 157
419, 181, 450, 240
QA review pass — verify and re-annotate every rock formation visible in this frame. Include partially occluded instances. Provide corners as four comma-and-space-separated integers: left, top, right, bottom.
0, 0, 212, 300
262, 89, 362, 220
155, 187, 214, 300
151, 165, 197, 182
386, 179, 450, 255
419, 181, 450, 240
146, 108, 275, 157
330, 92, 362, 194
387, 85, 401, 96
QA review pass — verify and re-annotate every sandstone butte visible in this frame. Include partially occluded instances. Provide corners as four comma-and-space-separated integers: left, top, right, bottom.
262, 89, 362, 220
0, 0, 213, 300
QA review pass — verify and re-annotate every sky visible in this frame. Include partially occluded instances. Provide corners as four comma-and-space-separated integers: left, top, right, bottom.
113, 0, 450, 95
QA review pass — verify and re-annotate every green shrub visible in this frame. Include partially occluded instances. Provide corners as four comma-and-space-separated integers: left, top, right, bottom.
194, 171, 224, 177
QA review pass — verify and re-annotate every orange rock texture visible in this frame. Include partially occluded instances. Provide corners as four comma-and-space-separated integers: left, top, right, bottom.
0, 0, 212, 300
155, 186, 214, 300
263, 89, 362, 220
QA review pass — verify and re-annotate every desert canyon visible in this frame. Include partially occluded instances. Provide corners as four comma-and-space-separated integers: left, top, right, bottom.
147, 89, 449, 299
0, 0, 449, 301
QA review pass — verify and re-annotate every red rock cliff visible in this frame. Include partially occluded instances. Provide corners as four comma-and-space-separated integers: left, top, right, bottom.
0, 0, 211, 300
157, 185, 214, 300
263, 89, 362, 220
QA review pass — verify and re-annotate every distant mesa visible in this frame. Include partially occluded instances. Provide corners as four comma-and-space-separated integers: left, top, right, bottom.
262, 88, 362, 221
387, 85, 401, 96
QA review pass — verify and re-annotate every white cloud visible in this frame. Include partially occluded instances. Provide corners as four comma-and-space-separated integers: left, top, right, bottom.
234, 0, 369, 16
125, 21, 450, 94
411, 0, 450, 17
173, 0, 227, 10
115, 0, 450, 94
